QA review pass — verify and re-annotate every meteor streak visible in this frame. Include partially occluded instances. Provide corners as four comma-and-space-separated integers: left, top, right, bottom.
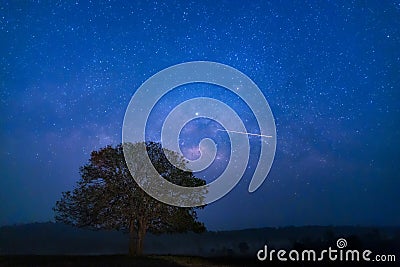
217, 129, 273, 138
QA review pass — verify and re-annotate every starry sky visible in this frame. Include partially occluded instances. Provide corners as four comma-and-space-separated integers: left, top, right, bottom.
1, 1, 399, 230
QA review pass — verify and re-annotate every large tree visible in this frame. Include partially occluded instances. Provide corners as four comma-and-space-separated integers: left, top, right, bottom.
54, 142, 206, 256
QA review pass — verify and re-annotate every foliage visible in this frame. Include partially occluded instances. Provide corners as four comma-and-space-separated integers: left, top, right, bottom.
54, 142, 206, 255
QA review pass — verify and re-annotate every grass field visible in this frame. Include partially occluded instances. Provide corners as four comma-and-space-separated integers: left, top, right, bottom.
1, 254, 394, 267
0, 255, 257, 267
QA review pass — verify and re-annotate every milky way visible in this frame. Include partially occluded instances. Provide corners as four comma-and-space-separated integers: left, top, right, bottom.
1, 1, 399, 229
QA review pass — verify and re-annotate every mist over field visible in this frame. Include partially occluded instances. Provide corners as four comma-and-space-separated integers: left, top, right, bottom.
1, 223, 399, 258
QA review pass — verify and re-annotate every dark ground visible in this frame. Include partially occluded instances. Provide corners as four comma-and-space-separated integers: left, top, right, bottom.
0, 255, 398, 267
1, 224, 398, 266
1, 223, 399, 257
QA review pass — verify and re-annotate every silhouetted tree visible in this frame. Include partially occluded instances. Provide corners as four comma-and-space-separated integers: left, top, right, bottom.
54, 142, 206, 256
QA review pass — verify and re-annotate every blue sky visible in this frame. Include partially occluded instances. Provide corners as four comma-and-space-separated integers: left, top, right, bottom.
1, 0, 399, 230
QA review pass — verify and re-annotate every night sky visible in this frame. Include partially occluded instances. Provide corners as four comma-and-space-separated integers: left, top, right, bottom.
1, 1, 399, 230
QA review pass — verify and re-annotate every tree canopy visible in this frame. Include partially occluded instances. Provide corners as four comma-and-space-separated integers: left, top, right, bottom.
54, 142, 206, 255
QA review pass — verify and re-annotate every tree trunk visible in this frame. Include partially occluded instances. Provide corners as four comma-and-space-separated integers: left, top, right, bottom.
129, 218, 147, 256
